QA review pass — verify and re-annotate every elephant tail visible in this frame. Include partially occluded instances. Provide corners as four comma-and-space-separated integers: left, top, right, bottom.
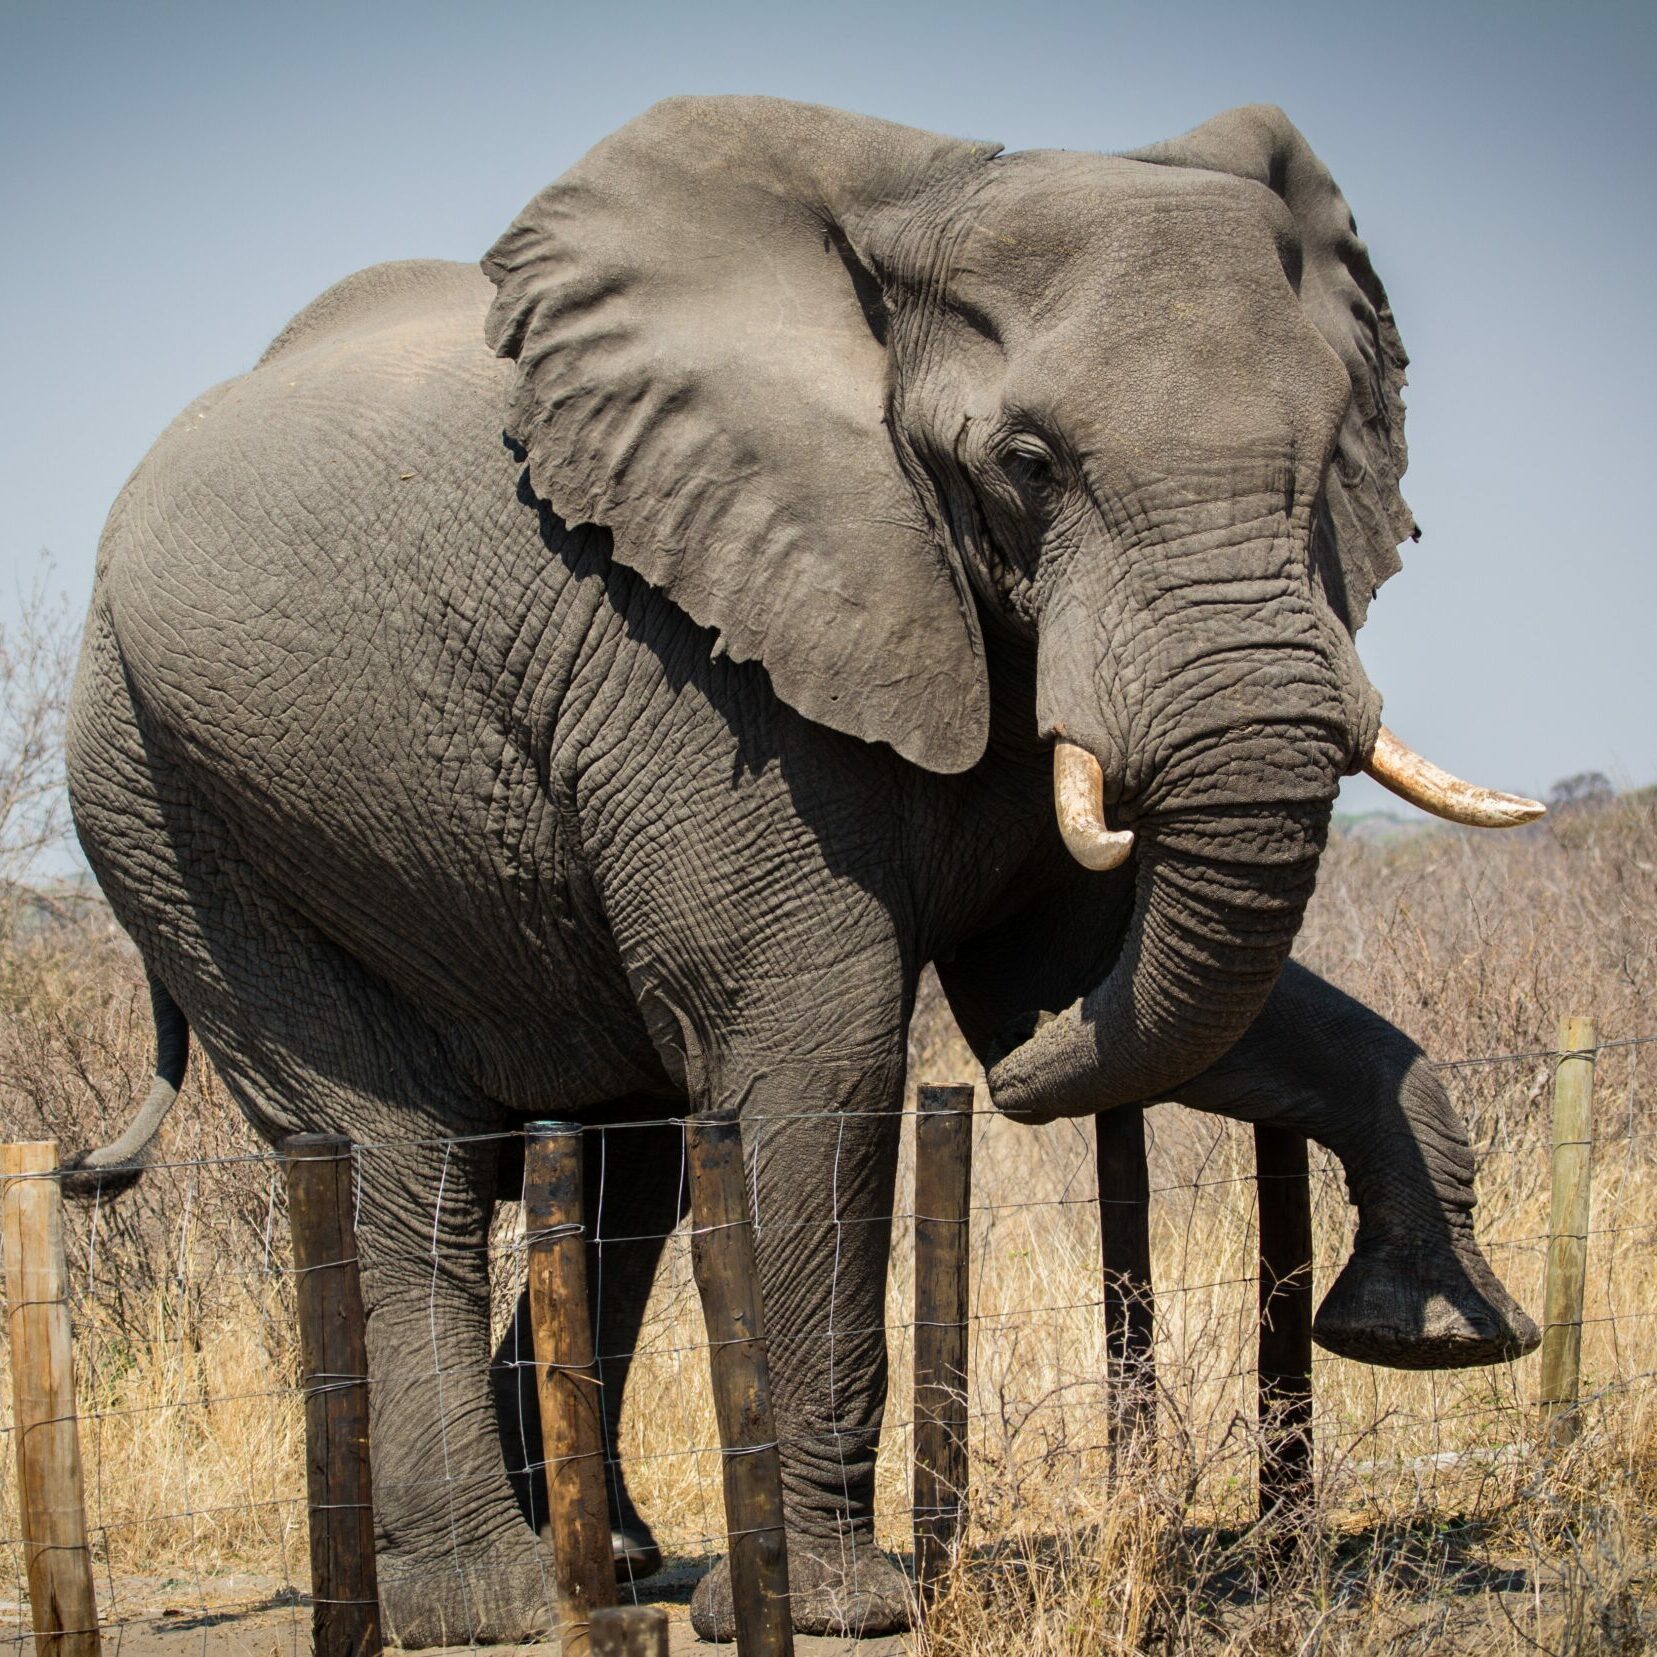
61, 974, 190, 1202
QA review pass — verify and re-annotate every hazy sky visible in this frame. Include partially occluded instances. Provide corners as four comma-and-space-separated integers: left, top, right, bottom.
4, 0, 1654, 827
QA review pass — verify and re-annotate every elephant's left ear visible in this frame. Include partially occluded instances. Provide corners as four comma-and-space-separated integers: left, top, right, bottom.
482, 96, 999, 773
1127, 105, 1416, 630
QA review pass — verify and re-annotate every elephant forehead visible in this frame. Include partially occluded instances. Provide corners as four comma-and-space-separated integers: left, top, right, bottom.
952, 151, 1294, 305
1033, 310, 1349, 469
943, 163, 1348, 450
984, 261, 1345, 455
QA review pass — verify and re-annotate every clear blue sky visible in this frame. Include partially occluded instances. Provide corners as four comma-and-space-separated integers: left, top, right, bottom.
4, 0, 1653, 826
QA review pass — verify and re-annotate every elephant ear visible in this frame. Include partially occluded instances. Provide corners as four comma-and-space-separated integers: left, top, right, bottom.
483, 96, 1000, 772
1127, 105, 1416, 630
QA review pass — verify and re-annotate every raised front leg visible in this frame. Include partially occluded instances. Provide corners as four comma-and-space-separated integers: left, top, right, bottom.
1169, 963, 1537, 1368
987, 959, 1538, 1369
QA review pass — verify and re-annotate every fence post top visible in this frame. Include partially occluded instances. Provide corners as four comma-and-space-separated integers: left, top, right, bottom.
1555, 1016, 1598, 1060
526, 1119, 584, 1140
0, 1142, 60, 1177
917, 1083, 975, 1115
282, 1133, 353, 1160
685, 1109, 741, 1141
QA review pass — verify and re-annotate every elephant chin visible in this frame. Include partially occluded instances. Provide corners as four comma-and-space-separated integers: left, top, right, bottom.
989, 794, 1331, 1123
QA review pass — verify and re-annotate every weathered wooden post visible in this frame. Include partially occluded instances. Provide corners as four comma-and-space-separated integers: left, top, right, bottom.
1, 1141, 101, 1656
283, 1134, 382, 1657
1096, 1107, 1155, 1466
523, 1122, 618, 1655
590, 1604, 670, 1656
1254, 1125, 1313, 1525
1541, 1017, 1596, 1447
685, 1111, 793, 1657
913, 1083, 973, 1604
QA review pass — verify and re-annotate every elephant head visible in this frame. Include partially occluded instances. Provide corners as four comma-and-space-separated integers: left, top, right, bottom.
483, 97, 1540, 1112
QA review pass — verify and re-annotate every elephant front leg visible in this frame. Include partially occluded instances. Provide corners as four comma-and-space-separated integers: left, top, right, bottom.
989, 960, 1538, 1370
687, 1048, 912, 1642
1177, 963, 1538, 1369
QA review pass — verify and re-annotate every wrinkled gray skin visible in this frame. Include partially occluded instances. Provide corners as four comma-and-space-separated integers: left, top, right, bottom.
65, 97, 1537, 1645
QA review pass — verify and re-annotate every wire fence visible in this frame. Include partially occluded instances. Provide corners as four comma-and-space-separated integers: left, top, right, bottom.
2, 1029, 1655, 1651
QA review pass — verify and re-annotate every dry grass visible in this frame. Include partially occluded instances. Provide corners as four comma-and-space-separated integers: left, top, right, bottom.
0, 900, 307, 1581
1, 792, 1654, 1649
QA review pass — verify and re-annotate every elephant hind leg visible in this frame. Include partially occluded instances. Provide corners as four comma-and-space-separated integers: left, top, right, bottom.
79, 807, 557, 1640
1169, 961, 1539, 1371
493, 1108, 686, 1581
196, 975, 557, 1643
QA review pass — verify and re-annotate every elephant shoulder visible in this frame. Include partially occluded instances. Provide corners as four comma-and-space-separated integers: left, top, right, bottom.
255, 259, 492, 367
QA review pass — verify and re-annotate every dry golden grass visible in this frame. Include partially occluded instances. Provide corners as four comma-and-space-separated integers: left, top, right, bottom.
1, 790, 1654, 1649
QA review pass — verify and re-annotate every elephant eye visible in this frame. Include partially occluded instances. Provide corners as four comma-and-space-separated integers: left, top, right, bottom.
1000, 435, 1062, 502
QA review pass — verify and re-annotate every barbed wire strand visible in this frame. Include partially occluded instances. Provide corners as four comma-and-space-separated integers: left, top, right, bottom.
2, 1031, 1654, 1644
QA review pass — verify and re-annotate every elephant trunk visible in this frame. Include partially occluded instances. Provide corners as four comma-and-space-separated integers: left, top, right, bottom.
1008, 507, 1369, 1119
989, 746, 1338, 1123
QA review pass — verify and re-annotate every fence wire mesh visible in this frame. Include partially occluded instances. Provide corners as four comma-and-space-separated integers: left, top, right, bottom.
1, 1032, 1654, 1652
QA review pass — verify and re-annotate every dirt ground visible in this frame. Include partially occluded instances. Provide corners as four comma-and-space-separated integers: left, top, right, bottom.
0, 1566, 905, 1655
0, 1549, 1605, 1656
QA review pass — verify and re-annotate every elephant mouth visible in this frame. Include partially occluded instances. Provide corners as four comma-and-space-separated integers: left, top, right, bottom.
1050, 726, 1542, 872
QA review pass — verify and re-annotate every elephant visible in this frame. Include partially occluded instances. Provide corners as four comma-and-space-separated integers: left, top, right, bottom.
64, 96, 1544, 1645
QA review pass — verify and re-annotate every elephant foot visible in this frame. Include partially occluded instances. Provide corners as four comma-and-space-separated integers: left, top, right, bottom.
690, 1537, 911, 1641
377, 1536, 553, 1649
1312, 1233, 1539, 1370
614, 1524, 663, 1582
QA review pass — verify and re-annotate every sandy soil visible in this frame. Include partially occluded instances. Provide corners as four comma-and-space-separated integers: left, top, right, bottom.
1, 1568, 905, 1655
2, 1555, 1594, 1657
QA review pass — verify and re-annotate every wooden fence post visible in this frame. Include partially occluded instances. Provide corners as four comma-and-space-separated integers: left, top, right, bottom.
1254, 1125, 1313, 1526
523, 1123, 617, 1655
283, 1135, 382, 1657
590, 1604, 669, 1655
685, 1112, 793, 1657
913, 1084, 973, 1605
1096, 1107, 1155, 1468
1, 1142, 101, 1656
1541, 1016, 1596, 1447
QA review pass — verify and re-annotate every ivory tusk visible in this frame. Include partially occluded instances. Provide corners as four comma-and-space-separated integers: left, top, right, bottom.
1053, 741, 1136, 870
1363, 725, 1546, 828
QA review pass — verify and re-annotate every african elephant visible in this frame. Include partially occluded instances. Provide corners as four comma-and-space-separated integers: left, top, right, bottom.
65, 96, 1541, 1644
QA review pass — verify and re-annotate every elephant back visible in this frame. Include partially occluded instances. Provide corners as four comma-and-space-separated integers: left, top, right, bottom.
258, 259, 490, 367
